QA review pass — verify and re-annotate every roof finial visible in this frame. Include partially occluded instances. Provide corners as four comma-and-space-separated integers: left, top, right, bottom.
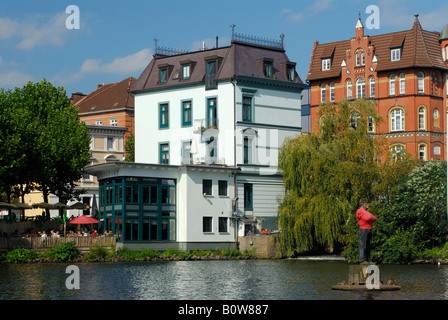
356, 11, 364, 29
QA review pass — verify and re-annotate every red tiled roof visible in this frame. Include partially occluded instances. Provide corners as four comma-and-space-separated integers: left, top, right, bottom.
75, 77, 136, 114
307, 17, 447, 81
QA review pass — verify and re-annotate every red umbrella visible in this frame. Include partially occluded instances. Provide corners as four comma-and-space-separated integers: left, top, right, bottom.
69, 215, 99, 224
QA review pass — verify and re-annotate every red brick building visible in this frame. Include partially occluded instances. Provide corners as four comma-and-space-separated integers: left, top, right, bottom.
306, 15, 448, 161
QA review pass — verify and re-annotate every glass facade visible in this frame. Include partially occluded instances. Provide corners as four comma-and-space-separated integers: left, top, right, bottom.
99, 177, 176, 242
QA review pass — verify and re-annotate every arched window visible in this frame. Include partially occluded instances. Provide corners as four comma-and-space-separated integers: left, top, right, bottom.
417, 72, 424, 93
418, 144, 427, 161
418, 106, 426, 131
330, 82, 335, 102
321, 83, 326, 102
361, 52, 365, 66
399, 73, 405, 94
356, 78, 365, 98
346, 79, 352, 99
390, 144, 405, 161
389, 74, 395, 96
369, 77, 375, 97
390, 108, 405, 132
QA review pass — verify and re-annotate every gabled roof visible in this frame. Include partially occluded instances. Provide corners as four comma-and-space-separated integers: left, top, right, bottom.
75, 77, 136, 114
131, 41, 303, 93
306, 16, 447, 82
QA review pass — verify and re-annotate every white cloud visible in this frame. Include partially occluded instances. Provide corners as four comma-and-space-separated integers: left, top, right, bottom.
0, 11, 81, 50
0, 71, 34, 89
282, 0, 334, 23
79, 48, 152, 74
53, 48, 152, 86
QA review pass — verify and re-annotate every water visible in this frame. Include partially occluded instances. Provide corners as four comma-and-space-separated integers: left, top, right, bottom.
0, 259, 447, 300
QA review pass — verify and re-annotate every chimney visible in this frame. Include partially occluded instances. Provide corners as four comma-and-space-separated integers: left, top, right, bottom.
70, 92, 86, 105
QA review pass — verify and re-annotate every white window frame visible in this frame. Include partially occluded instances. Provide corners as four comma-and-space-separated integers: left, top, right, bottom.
110, 119, 118, 126
418, 107, 426, 131
391, 48, 401, 61
390, 108, 405, 132
419, 144, 427, 161
356, 78, 365, 98
369, 77, 375, 97
434, 144, 441, 155
389, 74, 395, 96
322, 59, 331, 71
399, 73, 405, 95
330, 82, 335, 102
418, 72, 424, 93
346, 79, 352, 99
321, 83, 326, 102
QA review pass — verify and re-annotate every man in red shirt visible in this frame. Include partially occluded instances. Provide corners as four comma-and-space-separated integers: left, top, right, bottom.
356, 199, 376, 263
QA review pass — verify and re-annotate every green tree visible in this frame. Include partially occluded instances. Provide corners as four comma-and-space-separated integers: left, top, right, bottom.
124, 133, 135, 162
0, 80, 91, 212
278, 99, 416, 257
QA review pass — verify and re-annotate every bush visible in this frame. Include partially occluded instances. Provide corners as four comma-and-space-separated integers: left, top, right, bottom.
48, 241, 80, 262
5, 248, 41, 262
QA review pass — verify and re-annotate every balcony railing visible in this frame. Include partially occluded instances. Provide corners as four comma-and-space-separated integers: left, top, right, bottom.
193, 118, 219, 134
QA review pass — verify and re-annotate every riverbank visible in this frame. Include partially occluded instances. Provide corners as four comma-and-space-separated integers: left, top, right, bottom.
0, 243, 257, 264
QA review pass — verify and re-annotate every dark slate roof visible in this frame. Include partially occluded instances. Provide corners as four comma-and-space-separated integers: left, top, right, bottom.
75, 77, 135, 114
307, 16, 447, 81
131, 41, 303, 93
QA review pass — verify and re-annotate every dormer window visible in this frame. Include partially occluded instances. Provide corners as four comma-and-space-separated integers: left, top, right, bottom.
160, 67, 168, 83
182, 64, 191, 80
263, 60, 273, 78
322, 58, 331, 71
390, 48, 401, 61
287, 65, 295, 81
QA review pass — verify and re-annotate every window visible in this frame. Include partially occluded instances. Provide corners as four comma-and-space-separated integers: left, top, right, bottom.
206, 60, 217, 89
160, 143, 169, 164
356, 52, 360, 66
389, 74, 395, 96
368, 117, 375, 133
203, 179, 212, 196
356, 78, 365, 98
446, 74, 448, 97
330, 82, 335, 102
160, 68, 168, 83
160, 103, 169, 128
390, 48, 401, 61
356, 51, 365, 66
390, 108, 405, 132
218, 180, 228, 196
433, 108, 440, 128
219, 217, 228, 233
399, 73, 405, 95
369, 77, 375, 97
244, 183, 253, 210
107, 137, 115, 151
242, 96, 252, 122
95, 120, 102, 125
203, 217, 212, 233
361, 52, 365, 66
434, 144, 441, 155
391, 144, 405, 161
418, 72, 424, 93
182, 100, 192, 126
181, 140, 192, 164
322, 58, 331, 71
346, 79, 352, 99
287, 65, 295, 81
182, 64, 190, 80
243, 137, 253, 164
321, 83, 326, 102
110, 119, 117, 126
263, 61, 273, 78
207, 98, 217, 128
418, 107, 426, 131
419, 144, 427, 161
350, 112, 360, 129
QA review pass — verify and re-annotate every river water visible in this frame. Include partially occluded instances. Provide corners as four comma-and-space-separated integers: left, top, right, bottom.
0, 259, 447, 300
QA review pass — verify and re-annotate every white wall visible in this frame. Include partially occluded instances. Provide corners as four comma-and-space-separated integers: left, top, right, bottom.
134, 83, 235, 166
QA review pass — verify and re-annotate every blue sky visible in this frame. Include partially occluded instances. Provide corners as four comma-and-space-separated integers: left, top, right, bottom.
1, 0, 448, 96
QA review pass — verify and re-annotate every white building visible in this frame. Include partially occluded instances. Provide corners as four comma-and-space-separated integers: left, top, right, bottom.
86, 33, 305, 250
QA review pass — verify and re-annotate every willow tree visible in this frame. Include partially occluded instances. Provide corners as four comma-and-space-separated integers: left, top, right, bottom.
278, 99, 415, 256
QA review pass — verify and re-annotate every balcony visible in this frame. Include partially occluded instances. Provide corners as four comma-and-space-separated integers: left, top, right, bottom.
193, 118, 219, 136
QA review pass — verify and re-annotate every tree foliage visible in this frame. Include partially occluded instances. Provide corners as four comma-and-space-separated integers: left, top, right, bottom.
0, 80, 91, 206
278, 99, 417, 256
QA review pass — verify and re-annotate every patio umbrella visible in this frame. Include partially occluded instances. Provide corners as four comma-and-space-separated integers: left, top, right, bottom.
53, 202, 69, 209
69, 215, 99, 224
33, 202, 55, 210
0, 202, 17, 209
14, 202, 33, 220
69, 202, 90, 210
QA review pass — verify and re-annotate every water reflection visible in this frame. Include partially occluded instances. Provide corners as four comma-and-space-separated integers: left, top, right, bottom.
0, 260, 446, 300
